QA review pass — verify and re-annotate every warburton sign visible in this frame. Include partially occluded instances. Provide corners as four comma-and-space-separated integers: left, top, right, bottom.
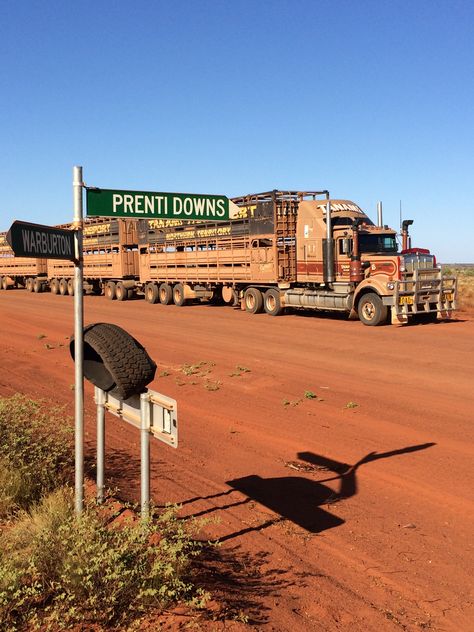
86, 188, 240, 221
6, 220, 75, 260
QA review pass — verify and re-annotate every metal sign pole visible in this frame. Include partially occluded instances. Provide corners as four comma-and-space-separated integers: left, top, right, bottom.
140, 392, 150, 519
73, 166, 84, 515
95, 387, 106, 504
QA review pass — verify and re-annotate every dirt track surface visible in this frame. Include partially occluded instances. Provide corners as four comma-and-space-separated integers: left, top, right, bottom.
0, 291, 473, 631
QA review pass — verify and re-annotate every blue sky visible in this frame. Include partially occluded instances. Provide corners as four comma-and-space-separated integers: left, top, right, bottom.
1, 0, 472, 262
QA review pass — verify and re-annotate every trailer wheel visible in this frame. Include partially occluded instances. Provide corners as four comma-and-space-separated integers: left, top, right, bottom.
357, 292, 387, 326
59, 278, 68, 295
2, 276, 11, 290
67, 279, 74, 296
173, 283, 187, 306
25, 278, 34, 292
127, 289, 135, 300
70, 323, 157, 400
244, 288, 264, 314
33, 278, 43, 293
115, 281, 127, 301
105, 281, 116, 300
50, 278, 59, 294
264, 288, 283, 316
145, 283, 159, 304
159, 283, 173, 305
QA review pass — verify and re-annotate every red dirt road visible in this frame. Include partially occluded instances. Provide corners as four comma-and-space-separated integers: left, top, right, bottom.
0, 291, 473, 631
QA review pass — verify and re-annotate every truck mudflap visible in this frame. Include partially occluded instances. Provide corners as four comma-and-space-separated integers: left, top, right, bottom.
391, 269, 457, 324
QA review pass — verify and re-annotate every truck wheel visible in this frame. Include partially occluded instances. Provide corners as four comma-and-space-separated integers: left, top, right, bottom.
159, 283, 173, 305
115, 281, 127, 301
173, 283, 186, 306
145, 283, 159, 304
59, 278, 68, 295
33, 278, 43, 293
67, 279, 74, 296
357, 292, 387, 326
244, 288, 264, 314
50, 278, 59, 294
70, 323, 157, 400
105, 281, 116, 300
26, 278, 34, 292
264, 288, 283, 316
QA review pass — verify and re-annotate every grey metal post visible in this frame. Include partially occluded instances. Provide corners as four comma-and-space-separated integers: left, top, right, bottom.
95, 387, 106, 504
377, 201, 383, 227
73, 166, 84, 515
140, 392, 150, 519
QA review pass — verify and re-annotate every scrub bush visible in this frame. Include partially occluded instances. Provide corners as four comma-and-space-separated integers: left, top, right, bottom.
0, 395, 209, 629
0, 395, 73, 516
0, 490, 207, 630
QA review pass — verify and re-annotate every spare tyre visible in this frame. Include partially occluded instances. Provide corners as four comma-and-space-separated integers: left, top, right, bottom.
70, 323, 156, 399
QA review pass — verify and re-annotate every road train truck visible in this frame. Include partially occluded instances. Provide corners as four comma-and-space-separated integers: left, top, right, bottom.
137, 190, 457, 325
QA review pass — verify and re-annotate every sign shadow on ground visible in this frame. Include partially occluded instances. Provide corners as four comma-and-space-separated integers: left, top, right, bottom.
223, 442, 436, 541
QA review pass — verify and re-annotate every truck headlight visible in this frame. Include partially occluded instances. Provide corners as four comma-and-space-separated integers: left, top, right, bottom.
387, 282, 395, 290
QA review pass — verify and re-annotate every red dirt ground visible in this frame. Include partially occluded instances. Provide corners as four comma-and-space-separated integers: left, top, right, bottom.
0, 291, 473, 631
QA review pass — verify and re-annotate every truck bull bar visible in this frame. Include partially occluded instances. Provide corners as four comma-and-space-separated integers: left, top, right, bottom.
393, 269, 457, 317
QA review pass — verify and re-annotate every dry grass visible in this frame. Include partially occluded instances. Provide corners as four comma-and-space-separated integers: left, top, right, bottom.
443, 266, 474, 310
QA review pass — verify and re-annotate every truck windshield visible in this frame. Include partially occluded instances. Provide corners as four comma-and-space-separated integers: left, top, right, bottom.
359, 234, 398, 253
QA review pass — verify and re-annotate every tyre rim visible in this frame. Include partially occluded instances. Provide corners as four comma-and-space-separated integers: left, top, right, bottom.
247, 295, 255, 310
267, 295, 276, 311
362, 301, 375, 321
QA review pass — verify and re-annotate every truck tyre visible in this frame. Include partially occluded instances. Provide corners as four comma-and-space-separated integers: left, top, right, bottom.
159, 283, 173, 305
244, 288, 264, 314
70, 323, 157, 400
33, 278, 43, 293
145, 283, 159, 304
2, 276, 11, 290
105, 281, 116, 300
67, 279, 74, 296
0, 276, 3, 289
115, 281, 127, 301
59, 278, 68, 295
357, 292, 387, 326
264, 288, 283, 316
50, 278, 59, 294
173, 283, 186, 306
26, 278, 34, 292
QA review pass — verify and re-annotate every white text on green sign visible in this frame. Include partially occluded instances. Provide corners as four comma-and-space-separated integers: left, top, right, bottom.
86, 189, 240, 221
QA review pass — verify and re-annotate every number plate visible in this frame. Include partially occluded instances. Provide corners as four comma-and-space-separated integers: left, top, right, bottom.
399, 296, 414, 305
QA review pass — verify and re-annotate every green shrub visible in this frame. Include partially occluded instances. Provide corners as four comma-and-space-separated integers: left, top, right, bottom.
0, 395, 73, 516
0, 490, 208, 630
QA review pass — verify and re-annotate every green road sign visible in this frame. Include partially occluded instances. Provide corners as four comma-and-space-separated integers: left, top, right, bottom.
86, 188, 240, 221
6, 220, 75, 260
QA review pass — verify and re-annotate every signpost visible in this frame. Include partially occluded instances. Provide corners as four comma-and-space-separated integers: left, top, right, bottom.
86, 187, 241, 221
8, 169, 235, 517
6, 220, 75, 260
